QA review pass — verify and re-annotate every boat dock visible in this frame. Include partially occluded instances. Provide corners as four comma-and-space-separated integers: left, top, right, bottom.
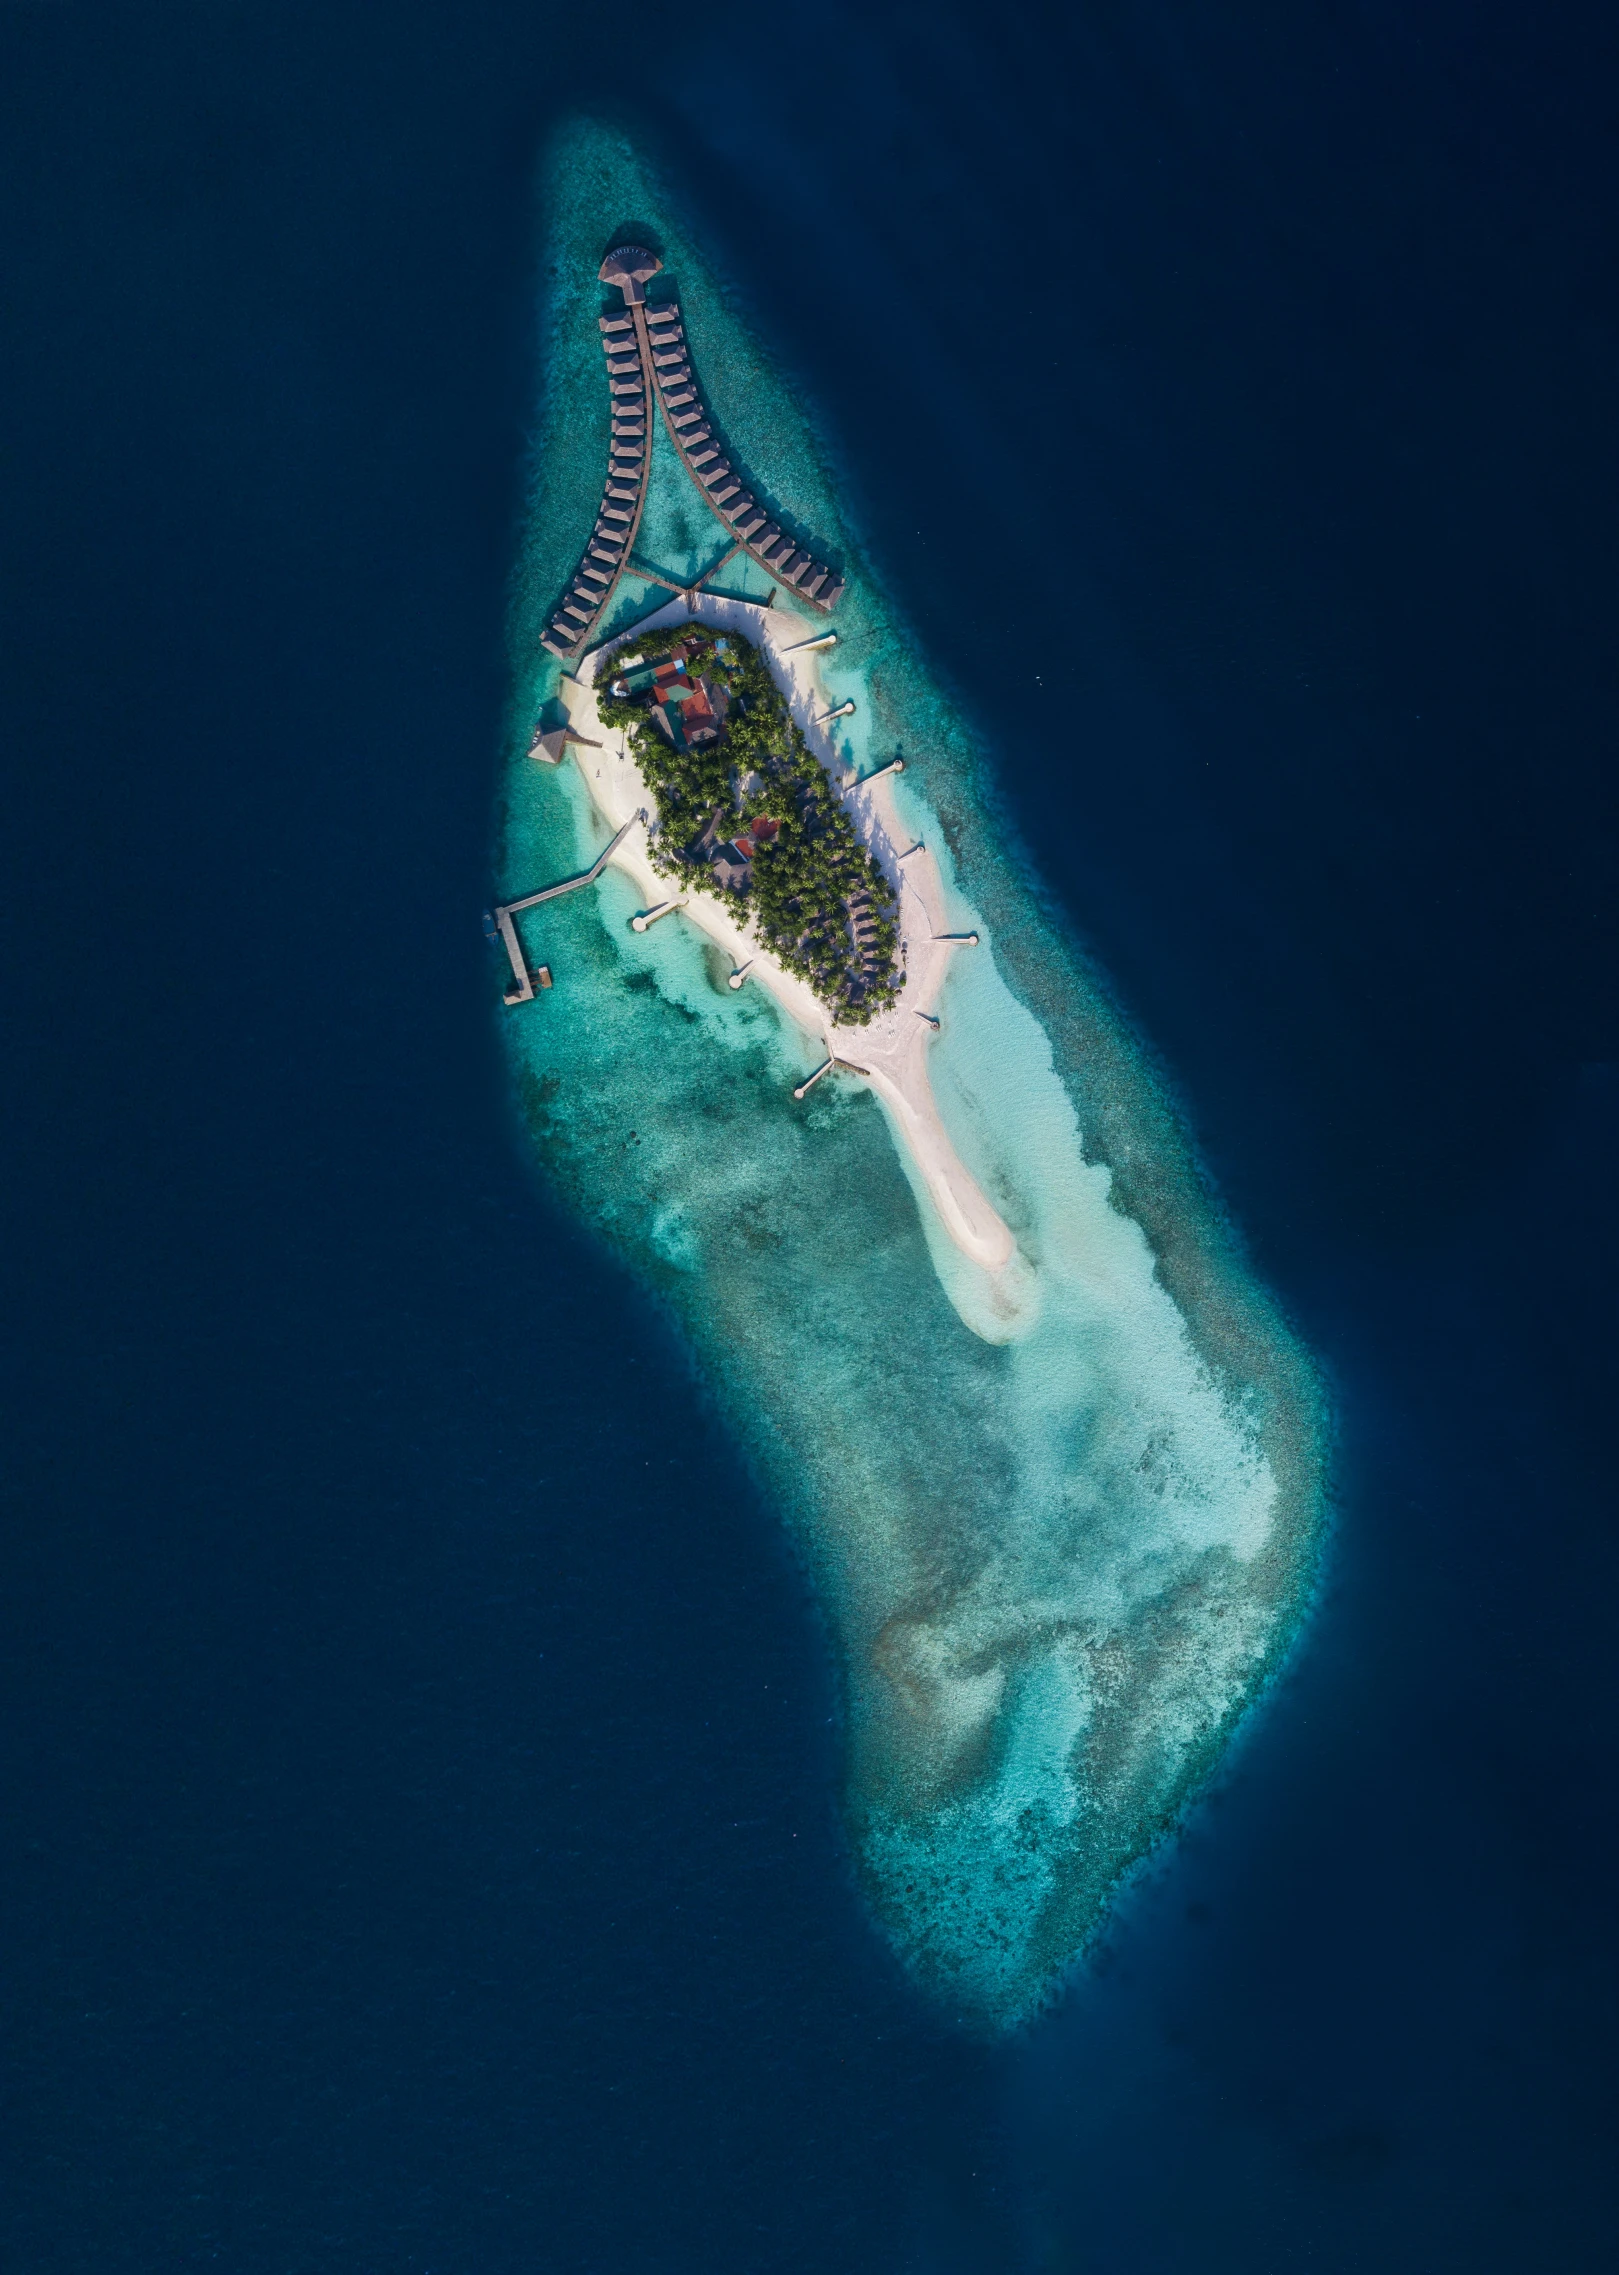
490, 813, 644, 1003
629, 897, 683, 934
844, 756, 905, 789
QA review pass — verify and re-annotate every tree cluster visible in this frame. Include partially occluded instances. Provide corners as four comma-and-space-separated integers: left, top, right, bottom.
597, 624, 902, 1023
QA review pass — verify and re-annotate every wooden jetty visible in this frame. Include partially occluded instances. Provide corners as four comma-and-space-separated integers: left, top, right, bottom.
845, 756, 905, 788
491, 813, 644, 1004
792, 1049, 871, 1101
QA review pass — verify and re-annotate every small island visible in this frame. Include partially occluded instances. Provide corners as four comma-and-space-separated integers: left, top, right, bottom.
502, 236, 1018, 1288
596, 624, 902, 1025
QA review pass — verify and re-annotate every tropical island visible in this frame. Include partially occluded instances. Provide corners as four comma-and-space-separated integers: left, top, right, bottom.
522, 599, 1020, 1291
496, 237, 1018, 1284
504, 150, 1327, 2031
596, 623, 902, 1025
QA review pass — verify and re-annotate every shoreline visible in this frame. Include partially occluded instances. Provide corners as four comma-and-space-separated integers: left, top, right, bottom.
553, 594, 1020, 1292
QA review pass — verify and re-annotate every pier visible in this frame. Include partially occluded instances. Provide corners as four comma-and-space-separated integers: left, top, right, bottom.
541, 245, 846, 662
793, 1058, 836, 1099
792, 1049, 871, 1100
629, 897, 683, 933
845, 755, 905, 788
490, 813, 644, 1003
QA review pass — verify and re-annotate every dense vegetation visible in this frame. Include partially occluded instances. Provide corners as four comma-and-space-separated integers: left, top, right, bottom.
596, 623, 902, 1024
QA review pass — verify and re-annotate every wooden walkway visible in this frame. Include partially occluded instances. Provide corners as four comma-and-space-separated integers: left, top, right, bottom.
491, 814, 644, 1003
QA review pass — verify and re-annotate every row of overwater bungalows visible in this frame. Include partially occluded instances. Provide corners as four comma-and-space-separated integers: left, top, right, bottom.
541, 299, 843, 660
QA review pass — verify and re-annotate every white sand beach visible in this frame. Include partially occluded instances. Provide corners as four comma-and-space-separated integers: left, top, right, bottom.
552, 594, 1021, 1309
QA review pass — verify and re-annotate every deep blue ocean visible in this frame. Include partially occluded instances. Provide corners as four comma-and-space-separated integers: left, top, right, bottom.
2, 4, 1615, 2268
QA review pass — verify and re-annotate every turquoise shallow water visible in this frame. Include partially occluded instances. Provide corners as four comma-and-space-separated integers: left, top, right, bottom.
500, 121, 1327, 2026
